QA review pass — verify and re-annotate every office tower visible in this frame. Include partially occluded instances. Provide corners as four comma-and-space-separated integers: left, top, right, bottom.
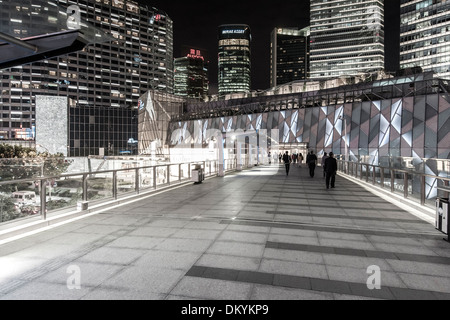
174, 48, 209, 100
218, 24, 252, 96
270, 27, 310, 87
400, 0, 450, 79
0, 0, 173, 147
310, 0, 385, 79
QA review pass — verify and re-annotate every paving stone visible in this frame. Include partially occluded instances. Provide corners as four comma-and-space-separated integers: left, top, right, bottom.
171, 277, 252, 300
197, 254, 260, 271
237, 271, 274, 285
311, 278, 352, 295
272, 274, 311, 290
348, 283, 395, 300
250, 284, 334, 300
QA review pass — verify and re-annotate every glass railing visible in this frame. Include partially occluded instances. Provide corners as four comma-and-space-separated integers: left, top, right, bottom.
337, 160, 450, 208
0, 158, 250, 226
0, 157, 71, 182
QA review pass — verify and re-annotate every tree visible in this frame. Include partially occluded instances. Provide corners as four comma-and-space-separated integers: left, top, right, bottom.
0, 194, 19, 223
0, 144, 73, 192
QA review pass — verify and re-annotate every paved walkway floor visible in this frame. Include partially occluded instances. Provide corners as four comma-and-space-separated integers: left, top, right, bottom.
0, 163, 449, 300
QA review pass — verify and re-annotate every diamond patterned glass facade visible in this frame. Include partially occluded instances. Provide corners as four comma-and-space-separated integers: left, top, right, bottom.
168, 77, 450, 162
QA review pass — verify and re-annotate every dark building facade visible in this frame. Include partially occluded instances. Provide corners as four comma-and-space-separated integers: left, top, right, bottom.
270, 27, 310, 87
174, 48, 208, 100
69, 104, 138, 157
400, 0, 450, 79
218, 24, 252, 96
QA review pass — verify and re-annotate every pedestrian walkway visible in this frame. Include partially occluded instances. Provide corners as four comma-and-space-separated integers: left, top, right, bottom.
0, 164, 449, 300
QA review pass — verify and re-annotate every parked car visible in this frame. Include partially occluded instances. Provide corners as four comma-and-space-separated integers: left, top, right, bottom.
11, 191, 39, 215
11, 191, 37, 206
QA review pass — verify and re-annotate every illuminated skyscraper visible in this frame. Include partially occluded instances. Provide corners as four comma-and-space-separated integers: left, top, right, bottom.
400, 0, 450, 79
310, 0, 385, 79
218, 24, 251, 96
270, 27, 310, 87
174, 48, 209, 100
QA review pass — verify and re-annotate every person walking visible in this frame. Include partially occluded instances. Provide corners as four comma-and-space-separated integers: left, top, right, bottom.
321, 152, 329, 178
282, 151, 291, 176
324, 152, 338, 189
298, 153, 304, 168
306, 151, 318, 178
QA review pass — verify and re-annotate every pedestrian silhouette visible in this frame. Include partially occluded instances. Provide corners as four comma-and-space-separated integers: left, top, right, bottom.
324, 152, 338, 189
282, 151, 291, 176
306, 151, 318, 178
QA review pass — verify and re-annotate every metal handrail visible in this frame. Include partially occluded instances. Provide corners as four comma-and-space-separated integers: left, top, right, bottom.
341, 161, 449, 180
337, 159, 450, 206
0, 161, 210, 186
0, 158, 247, 223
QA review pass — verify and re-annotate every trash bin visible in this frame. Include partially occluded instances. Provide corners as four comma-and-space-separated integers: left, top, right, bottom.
436, 198, 449, 235
77, 201, 89, 212
191, 165, 204, 184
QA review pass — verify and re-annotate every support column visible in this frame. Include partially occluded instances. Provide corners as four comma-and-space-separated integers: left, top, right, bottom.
237, 141, 242, 171
218, 136, 225, 177
248, 144, 253, 167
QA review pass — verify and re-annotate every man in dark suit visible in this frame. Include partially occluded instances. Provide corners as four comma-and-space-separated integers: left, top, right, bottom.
306, 151, 318, 178
282, 151, 291, 176
324, 152, 338, 189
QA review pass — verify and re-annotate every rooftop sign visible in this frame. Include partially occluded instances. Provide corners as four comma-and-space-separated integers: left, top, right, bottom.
187, 49, 204, 60
222, 29, 246, 35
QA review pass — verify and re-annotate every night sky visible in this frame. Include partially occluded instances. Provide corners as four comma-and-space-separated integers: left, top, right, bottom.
138, 0, 401, 93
